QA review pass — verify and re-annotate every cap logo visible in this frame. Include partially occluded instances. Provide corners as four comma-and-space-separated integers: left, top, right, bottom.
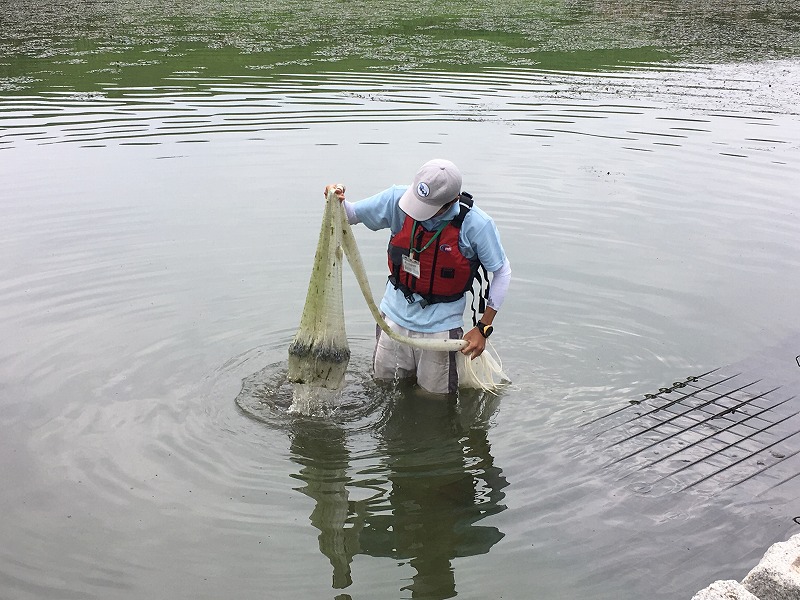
417, 182, 430, 197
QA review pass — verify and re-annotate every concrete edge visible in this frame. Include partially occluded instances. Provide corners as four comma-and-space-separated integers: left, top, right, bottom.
692, 533, 800, 600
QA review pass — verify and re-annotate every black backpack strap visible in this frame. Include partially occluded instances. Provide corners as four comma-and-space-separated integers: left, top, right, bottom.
467, 264, 490, 326
451, 192, 473, 228
453, 191, 492, 326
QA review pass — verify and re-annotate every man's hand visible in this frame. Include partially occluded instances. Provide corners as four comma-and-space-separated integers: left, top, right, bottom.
461, 327, 486, 360
324, 184, 346, 202
462, 308, 496, 359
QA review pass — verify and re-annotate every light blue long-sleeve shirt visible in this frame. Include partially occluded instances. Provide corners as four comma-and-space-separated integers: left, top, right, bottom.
347, 185, 508, 333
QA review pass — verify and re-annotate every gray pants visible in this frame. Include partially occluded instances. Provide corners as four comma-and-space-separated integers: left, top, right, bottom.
374, 316, 463, 395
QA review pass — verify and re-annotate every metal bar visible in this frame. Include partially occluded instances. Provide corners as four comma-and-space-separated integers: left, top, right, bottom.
603, 377, 765, 449
604, 386, 784, 466
627, 394, 795, 472
658, 409, 800, 484
680, 379, 781, 422
593, 372, 744, 438
580, 368, 719, 427
680, 425, 800, 491
759, 455, 800, 494
727, 445, 800, 491
638, 394, 778, 434
674, 382, 778, 428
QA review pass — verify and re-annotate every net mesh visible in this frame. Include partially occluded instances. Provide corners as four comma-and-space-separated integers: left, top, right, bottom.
287, 191, 350, 391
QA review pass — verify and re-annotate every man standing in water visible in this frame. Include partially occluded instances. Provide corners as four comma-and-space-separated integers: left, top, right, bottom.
326, 158, 511, 395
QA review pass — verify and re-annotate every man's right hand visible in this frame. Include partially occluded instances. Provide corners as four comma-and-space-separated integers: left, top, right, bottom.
324, 184, 346, 202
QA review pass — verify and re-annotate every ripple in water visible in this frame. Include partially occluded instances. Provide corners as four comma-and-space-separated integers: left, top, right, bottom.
234, 352, 502, 435
235, 355, 397, 427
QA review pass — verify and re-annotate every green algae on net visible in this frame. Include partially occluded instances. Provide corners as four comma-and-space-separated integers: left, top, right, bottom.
287, 189, 351, 391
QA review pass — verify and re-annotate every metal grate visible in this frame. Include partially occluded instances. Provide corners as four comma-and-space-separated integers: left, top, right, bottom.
585, 367, 800, 493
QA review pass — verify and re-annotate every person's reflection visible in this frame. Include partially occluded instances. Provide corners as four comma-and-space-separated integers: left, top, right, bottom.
289, 387, 508, 599
289, 420, 361, 590
362, 388, 508, 598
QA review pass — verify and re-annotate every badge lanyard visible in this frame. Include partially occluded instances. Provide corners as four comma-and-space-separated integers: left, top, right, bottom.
409, 220, 448, 258
403, 220, 448, 279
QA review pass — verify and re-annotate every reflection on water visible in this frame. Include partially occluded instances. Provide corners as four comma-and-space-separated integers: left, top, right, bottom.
289, 388, 507, 598
290, 421, 358, 590
2, 63, 798, 153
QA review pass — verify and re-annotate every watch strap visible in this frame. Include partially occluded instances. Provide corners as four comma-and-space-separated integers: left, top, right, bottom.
476, 320, 493, 338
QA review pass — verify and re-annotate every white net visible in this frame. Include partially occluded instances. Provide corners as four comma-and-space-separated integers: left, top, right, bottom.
287, 190, 350, 392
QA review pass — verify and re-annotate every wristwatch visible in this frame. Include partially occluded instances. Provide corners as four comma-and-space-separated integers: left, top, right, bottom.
476, 321, 493, 338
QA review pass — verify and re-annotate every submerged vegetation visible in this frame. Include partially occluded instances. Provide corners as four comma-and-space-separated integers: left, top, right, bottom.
2, 0, 799, 94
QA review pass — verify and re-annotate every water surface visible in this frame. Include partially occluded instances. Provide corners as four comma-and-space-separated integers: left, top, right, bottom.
2, 2, 800, 599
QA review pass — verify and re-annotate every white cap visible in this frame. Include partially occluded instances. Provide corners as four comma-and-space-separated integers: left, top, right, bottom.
398, 159, 463, 221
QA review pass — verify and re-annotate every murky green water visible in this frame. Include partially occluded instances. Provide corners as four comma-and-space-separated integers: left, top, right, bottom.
2, 2, 800, 599
3, 0, 800, 93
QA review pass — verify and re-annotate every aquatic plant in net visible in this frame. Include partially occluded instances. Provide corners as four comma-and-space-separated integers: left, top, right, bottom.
287, 189, 351, 410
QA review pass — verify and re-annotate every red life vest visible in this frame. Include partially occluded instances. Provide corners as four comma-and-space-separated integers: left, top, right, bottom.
387, 193, 480, 307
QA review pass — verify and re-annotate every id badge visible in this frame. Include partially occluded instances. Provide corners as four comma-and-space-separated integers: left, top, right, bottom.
402, 255, 421, 279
